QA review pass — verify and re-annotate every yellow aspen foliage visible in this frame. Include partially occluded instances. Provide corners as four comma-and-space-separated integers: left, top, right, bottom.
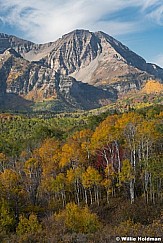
16, 213, 42, 236
24, 158, 39, 171
0, 169, 26, 202
142, 80, 163, 94
155, 111, 163, 120
51, 173, 66, 193
72, 129, 93, 144
101, 178, 112, 193
60, 143, 75, 167
116, 112, 143, 131
0, 199, 15, 232
38, 138, 60, 174
82, 166, 102, 189
66, 167, 83, 184
0, 169, 20, 190
137, 120, 159, 141
56, 202, 100, 233
60, 129, 93, 168
91, 114, 119, 151
119, 159, 134, 185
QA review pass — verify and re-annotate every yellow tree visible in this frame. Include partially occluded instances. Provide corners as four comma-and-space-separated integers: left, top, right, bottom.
102, 164, 117, 204
146, 155, 163, 204
91, 114, 121, 173
24, 158, 42, 205
16, 213, 42, 241
66, 166, 84, 205
51, 173, 67, 208
37, 138, 61, 202
0, 199, 15, 233
56, 202, 100, 234
137, 119, 160, 203
117, 112, 143, 168
60, 129, 92, 168
0, 169, 25, 219
82, 166, 102, 205
38, 138, 60, 177
90, 114, 121, 201
116, 112, 143, 203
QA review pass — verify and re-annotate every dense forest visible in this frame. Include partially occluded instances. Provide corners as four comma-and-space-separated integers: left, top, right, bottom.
0, 105, 163, 242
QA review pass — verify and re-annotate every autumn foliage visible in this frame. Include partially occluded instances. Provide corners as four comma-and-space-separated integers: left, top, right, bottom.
0, 106, 162, 242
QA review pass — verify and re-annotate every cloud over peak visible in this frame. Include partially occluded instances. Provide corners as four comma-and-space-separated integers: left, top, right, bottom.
0, 0, 163, 43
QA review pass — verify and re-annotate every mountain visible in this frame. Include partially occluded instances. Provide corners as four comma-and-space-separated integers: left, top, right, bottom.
0, 30, 162, 112
0, 47, 115, 111
0, 33, 35, 55
43, 30, 163, 93
10, 30, 162, 84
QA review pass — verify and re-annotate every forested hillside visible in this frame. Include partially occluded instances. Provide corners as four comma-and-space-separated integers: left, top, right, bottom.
0, 106, 163, 242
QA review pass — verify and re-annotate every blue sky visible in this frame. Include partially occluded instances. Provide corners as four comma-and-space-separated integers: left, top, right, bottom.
0, 0, 163, 67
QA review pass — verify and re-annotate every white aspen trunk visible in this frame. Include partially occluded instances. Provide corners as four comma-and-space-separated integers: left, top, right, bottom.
145, 170, 148, 195
89, 188, 93, 205
130, 179, 135, 204
142, 140, 145, 160
152, 189, 155, 205
133, 145, 136, 169
146, 190, 149, 204
104, 149, 110, 178
61, 191, 66, 208
144, 140, 150, 204
76, 190, 80, 206
86, 147, 90, 160
106, 190, 109, 204
104, 149, 109, 167
94, 185, 99, 206
146, 140, 149, 161
115, 141, 121, 173
84, 188, 88, 205
76, 179, 80, 206
94, 186, 97, 203
138, 144, 141, 163
149, 173, 152, 202
108, 144, 114, 171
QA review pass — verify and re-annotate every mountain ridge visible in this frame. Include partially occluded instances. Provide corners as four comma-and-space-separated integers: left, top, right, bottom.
0, 29, 162, 112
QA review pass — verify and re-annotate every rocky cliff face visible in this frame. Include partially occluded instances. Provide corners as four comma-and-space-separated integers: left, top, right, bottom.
44, 30, 163, 88
23, 29, 162, 95
0, 33, 57, 62
2, 30, 163, 83
0, 30, 163, 112
0, 48, 115, 110
0, 33, 35, 55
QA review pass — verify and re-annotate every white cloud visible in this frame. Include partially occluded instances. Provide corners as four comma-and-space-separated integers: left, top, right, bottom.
141, 0, 163, 24
141, 0, 161, 10
0, 0, 163, 43
146, 5, 163, 25
90, 20, 141, 36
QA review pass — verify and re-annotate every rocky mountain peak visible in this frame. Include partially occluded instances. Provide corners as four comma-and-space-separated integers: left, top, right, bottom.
0, 33, 35, 56
48, 29, 102, 75
62, 29, 92, 38
0, 29, 163, 112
